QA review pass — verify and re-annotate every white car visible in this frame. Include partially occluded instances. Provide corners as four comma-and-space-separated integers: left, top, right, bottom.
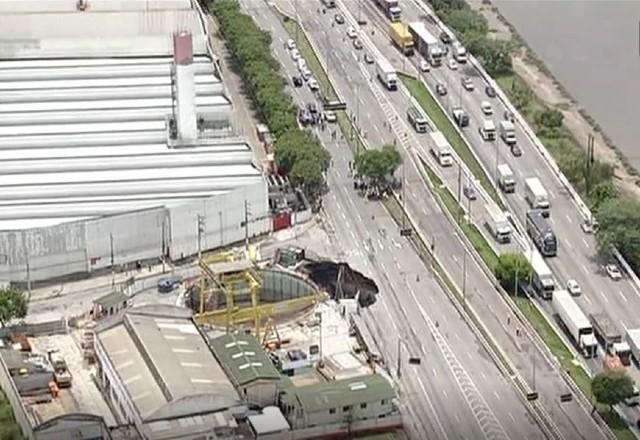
324, 111, 337, 123
290, 48, 301, 61
308, 78, 320, 91
566, 279, 581, 296
461, 77, 474, 91
286, 39, 296, 51
448, 58, 458, 70
347, 26, 357, 39
301, 67, 312, 81
605, 264, 622, 280
481, 101, 493, 115
297, 58, 307, 71
419, 59, 430, 72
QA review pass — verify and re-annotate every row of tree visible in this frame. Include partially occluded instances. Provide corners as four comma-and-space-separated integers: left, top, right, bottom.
430, 0, 513, 76
211, 0, 329, 196
354, 145, 402, 189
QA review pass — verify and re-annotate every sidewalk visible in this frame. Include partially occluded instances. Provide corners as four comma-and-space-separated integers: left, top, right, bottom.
207, 16, 267, 164
29, 263, 172, 303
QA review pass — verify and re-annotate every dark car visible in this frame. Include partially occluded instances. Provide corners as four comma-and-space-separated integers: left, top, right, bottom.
504, 110, 515, 122
510, 144, 522, 157
292, 75, 303, 88
364, 53, 374, 64
436, 83, 447, 96
463, 184, 477, 201
157, 276, 181, 293
306, 102, 318, 115
485, 86, 497, 98
335, 14, 345, 24
440, 31, 452, 45
298, 108, 313, 125
357, 17, 367, 25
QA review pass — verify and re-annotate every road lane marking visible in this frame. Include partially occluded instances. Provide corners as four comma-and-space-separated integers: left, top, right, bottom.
582, 264, 589, 275
565, 214, 573, 224
493, 391, 500, 400
583, 238, 590, 248
442, 389, 447, 398
583, 295, 591, 305
349, 229, 356, 240
433, 368, 438, 378
618, 290, 628, 303
598, 290, 610, 304
480, 371, 487, 381
416, 376, 449, 439
621, 320, 628, 332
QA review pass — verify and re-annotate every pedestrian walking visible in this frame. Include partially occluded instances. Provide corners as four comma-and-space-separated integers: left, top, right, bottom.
507, 316, 511, 325
516, 327, 520, 337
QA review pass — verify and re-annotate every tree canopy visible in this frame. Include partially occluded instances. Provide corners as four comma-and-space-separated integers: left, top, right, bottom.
0, 287, 27, 328
354, 145, 402, 187
493, 252, 532, 295
592, 370, 635, 410
211, 0, 330, 196
596, 196, 640, 270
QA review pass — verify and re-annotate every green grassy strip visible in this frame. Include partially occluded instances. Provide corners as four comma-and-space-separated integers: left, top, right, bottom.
422, 159, 633, 438
276, 12, 365, 154
0, 389, 23, 440
400, 73, 501, 207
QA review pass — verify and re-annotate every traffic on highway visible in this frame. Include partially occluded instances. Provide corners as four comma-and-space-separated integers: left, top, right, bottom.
242, 0, 640, 437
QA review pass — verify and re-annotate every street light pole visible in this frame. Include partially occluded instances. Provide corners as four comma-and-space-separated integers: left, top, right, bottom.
462, 248, 467, 308
397, 338, 402, 379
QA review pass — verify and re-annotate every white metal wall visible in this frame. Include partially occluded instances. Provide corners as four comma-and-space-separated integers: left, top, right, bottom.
0, 178, 269, 282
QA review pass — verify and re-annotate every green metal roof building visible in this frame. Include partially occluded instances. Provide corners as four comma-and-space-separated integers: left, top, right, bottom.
280, 374, 400, 430
209, 333, 282, 408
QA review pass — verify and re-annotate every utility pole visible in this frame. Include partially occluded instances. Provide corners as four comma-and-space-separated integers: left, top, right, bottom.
161, 220, 166, 274
585, 133, 595, 197
462, 248, 467, 308
25, 252, 31, 298
219, 211, 224, 246
294, 0, 299, 44
397, 338, 402, 379
197, 215, 205, 261
244, 201, 250, 251
110, 233, 115, 287
514, 261, 519, 297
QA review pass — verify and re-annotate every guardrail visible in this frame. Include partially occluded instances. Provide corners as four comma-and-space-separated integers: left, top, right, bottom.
407, 0, 640, 299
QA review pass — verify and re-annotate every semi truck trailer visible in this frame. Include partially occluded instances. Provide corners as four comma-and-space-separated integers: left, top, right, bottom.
485, 203, 512, 244
389, 22, 414, 56
552, 289, 598, 358
375, 57, 398, 91
524, 177, 550, 216
626, 328, 640, 365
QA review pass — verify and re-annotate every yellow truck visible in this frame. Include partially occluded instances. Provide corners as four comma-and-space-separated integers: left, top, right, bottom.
389, 22, 414, 56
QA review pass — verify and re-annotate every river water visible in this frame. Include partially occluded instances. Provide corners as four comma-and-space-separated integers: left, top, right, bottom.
492, 0, 640, 168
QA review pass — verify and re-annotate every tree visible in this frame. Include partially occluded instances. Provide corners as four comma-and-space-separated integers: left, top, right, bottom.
444, 9, 488, 36
534, 108, 564, 130
0, 288, 27, 328
493, 253, 531, 295
592, 370, 635, 411
354, 145, 402, 188
596, 196, 640, 272
589, 180, 618, 211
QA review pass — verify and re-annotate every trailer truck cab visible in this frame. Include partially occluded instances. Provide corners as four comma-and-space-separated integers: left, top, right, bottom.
499, 120, 517, 145
429, 131, 453, 167
479, 119, 496, 141
524, 177, 550, 216
497, 164, 515, 193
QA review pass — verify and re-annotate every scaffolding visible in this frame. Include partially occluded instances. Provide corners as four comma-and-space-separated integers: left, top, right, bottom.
195, 252, 321, 340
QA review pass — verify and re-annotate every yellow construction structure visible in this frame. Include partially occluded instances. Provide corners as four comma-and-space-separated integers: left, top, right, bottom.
195, 252, 320, 340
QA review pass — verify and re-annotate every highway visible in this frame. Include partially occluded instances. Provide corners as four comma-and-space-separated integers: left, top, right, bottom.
239, 1, 545, 439
253, 0, 614, 438
353, 0, 640, 420
382, 0, 640, 364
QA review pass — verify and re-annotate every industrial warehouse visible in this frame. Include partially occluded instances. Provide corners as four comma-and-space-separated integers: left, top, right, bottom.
0, 0, 271, 283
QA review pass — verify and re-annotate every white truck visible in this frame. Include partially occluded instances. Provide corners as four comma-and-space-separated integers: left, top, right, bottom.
529, 250, 554, 299
479, 119, 496, 141
497, 164, 515, 193
429, 131, 453, 167
626, 328, 640, 365
552, 289, 598, 358
499, 120, 517, 145
486, 203, 512, 244
524, 177, 550, 215
375, 57, 398, 91
408, 21, 443, 66
452, 42, 467, 63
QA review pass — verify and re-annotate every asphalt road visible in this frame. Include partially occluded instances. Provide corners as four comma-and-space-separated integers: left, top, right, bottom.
260, 1, 614, 438
239, 1, 545, 439
392, 0, 640, 367
356, 0, 640, 424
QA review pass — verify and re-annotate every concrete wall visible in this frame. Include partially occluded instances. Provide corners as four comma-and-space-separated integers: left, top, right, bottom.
0, 352, 35, 439
0, 179, 269, 283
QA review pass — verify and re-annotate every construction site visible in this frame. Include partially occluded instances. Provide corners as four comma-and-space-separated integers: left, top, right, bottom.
0, 244, 400, 440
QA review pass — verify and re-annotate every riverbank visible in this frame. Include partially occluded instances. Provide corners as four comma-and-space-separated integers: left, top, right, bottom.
466, 0, 640, 198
